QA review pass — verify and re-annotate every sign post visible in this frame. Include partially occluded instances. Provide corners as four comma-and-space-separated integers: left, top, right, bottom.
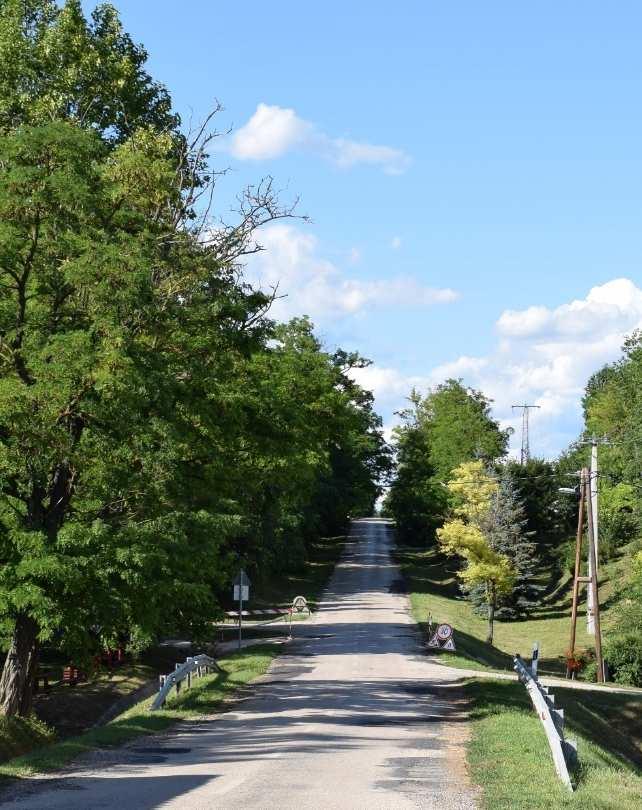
233, 570, 251, 651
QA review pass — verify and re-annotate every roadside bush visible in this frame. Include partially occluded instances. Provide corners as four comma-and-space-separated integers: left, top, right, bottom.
604, 633, 642, 687
599, 483, 639, 562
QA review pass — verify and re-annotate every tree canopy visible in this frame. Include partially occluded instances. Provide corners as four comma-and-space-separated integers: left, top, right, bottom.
0, 1, 390, 716
385, 381, 509, 544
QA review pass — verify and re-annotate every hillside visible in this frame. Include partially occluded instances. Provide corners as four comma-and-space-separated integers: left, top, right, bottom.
395, 542, 634, 677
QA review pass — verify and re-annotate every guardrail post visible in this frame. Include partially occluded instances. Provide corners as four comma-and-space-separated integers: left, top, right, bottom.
531, 641, 539, 679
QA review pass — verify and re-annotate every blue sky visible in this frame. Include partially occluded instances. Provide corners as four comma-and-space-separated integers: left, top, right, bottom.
97, 1, 642, 456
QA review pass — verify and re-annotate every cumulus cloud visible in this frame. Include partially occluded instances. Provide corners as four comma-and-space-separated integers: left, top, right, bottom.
229, 103, 411, 175
351, 279, 642, 457
348, 365, 431, 409
497, 278, 642, 339
244, 225, 458, 322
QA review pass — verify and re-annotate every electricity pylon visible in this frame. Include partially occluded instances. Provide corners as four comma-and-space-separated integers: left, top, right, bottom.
511, 404, 540, 464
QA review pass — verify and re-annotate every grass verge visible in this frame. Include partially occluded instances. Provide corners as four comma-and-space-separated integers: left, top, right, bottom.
0, 643, 280, 780
396, 544, 595, 675
465, 678, 642, 809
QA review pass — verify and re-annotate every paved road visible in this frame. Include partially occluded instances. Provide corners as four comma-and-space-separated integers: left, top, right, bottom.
4, 519, 477, 809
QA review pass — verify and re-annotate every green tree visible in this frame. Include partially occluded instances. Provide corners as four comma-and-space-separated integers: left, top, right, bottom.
0, 0, 177, 138
219, 319, 390, 579
438, 462, 516, 644
385, 405, 446, 545
0, 1, 298, 716
415, 379, 509, 479
481, 472, 538, 617
500, 458, 573, 558
0, 1, 391, 719
386, 382, 508, 545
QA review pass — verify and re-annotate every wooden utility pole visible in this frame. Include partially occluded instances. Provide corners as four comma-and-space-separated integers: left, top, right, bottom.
567, 468, 605, 682
585, 472, 605, 682
580, 435, 609, 633
568, 471, 585, 662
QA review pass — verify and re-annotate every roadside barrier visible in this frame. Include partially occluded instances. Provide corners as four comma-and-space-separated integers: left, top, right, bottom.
514, 644, 577, 791
151, 654, 223, 710
224, 596, 312, 638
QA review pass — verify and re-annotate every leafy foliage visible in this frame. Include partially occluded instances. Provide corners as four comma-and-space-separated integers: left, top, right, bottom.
0, 2, 389, 716
603, 552, 642, 686
437, 461, 516, 644
385, 382, 508, 544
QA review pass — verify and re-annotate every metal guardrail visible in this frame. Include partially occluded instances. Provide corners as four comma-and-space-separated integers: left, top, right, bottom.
151, 654, 223, 711
514, 648, 577, 791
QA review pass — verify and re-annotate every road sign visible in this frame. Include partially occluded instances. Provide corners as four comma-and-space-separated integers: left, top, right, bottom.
233, 585, 249, 602
427, 623, 456, 651
233, 570, 251, 587
292, 595, 309, 613
234, 569, 251, 650
436, 623, 452, 641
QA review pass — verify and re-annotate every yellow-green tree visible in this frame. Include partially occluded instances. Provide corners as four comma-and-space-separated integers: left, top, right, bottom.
437, 461, 515, 644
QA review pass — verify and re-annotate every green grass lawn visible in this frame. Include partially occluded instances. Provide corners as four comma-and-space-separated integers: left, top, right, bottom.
465, 678, 642, 809
0, 644, 280, 780
396, 544, 596, 676
396, 540, 642, 807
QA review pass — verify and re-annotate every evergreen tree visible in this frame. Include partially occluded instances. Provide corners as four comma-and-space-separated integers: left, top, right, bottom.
481, 473, 539, 618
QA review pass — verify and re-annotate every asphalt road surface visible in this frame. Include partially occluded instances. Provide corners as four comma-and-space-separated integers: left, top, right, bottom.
4, 519, 477, 809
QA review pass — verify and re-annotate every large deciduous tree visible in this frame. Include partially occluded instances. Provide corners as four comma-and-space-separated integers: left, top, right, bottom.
0, 1, 390, 718
385, 381, 509, 545
0, 1, 290, 716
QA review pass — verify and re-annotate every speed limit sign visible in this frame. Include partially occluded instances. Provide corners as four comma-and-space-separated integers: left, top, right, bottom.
437, 623, 453, 641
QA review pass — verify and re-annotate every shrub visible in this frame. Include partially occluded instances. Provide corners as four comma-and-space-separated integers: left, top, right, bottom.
604, 633, 642, 687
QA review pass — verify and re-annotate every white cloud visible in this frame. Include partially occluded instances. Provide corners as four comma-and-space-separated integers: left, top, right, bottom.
348, 365, 430, 408
391, 236, 402, 250
497, 278, 642, 339
351, 279, 642, 458
230, 103, 312, 160
244, 224, 458, 322
229, 103, 411, 175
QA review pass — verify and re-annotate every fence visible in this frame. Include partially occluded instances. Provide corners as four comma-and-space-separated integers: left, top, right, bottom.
513, 645, 577, 791
151, 654, 223, 711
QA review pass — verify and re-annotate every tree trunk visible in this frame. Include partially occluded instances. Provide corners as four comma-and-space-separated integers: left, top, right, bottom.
486, 585, 496, 646
0, 614, 39, 717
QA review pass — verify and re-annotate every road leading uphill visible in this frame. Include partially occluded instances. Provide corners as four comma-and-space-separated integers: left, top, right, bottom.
4, 519, 477, 810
